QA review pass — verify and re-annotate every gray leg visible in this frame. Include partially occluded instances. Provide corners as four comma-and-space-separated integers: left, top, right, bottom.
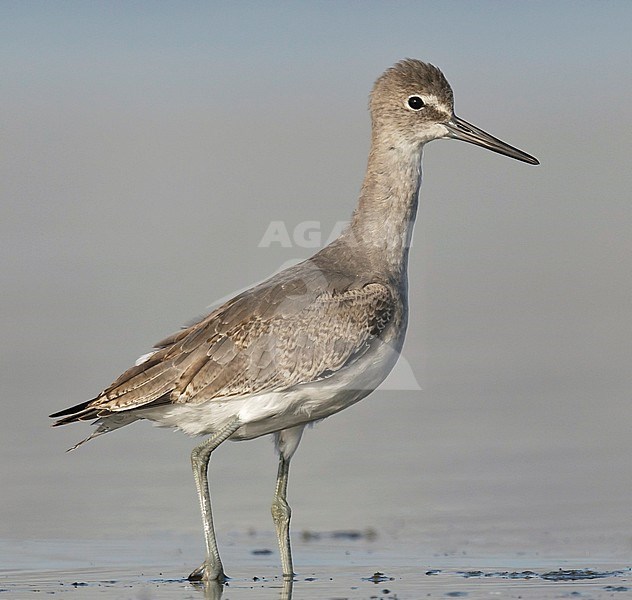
272, 425, 304, 579
188, 418, 241, 582
271, 453, 294, 578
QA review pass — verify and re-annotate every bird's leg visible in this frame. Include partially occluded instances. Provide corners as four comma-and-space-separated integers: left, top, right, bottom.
188, 418, 241, 583
271, 453, 295, 579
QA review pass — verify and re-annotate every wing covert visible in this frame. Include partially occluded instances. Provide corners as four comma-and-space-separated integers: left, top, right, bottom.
178, 282, 395, 402
79, 280, 396, 418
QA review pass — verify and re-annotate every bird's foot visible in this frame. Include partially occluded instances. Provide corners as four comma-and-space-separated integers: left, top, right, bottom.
187, 560, 228, 583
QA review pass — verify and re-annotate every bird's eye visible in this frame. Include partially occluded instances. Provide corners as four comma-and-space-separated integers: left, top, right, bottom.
407, 96, 425, 110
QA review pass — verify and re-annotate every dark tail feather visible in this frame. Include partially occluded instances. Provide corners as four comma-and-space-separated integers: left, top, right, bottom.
50, 399, 102, 426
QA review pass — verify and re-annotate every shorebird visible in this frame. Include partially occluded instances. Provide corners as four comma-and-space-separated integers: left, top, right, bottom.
50, 59, 538, 583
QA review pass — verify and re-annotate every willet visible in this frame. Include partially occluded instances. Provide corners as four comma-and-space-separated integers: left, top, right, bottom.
50, 59, 538, 583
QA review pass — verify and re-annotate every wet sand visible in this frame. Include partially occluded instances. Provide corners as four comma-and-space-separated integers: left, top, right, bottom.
2, 531, 630, 599
3, 390, 631, 598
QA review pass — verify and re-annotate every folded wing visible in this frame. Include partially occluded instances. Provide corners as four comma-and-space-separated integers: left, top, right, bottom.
51, 267, 395, 427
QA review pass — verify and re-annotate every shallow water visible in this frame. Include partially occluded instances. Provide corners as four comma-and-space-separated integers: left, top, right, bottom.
3, 388, 632, 598
2, 534, 630, 599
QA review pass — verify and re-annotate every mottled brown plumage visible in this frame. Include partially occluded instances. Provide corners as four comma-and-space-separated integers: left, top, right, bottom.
52, 263, 396, 425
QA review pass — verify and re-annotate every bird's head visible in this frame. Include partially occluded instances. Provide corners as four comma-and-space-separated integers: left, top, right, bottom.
370, 59, 539, 165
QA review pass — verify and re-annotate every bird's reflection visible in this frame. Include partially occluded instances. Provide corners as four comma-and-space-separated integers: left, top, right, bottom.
189, 578, 223, 600
280, 577, 294, 599
190, 576, 294, 600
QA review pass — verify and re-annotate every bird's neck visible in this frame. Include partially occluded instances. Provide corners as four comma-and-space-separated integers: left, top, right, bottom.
339, 136, 423, 281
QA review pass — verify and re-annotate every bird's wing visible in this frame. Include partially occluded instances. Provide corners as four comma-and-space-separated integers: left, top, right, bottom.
51, 266, 396, 424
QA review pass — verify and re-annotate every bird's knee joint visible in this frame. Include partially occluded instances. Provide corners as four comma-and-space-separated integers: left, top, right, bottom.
190, 450, 202, 468
191, 446, 212, 469
271, 498, 291, 523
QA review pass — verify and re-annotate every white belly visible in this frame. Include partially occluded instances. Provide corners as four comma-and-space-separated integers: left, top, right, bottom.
139, 332, 405, 440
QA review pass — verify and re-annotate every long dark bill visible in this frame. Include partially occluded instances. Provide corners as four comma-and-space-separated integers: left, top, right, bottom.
445, 115, 539, 165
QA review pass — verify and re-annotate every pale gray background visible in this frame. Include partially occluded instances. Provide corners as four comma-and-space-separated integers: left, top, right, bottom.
2, 0, 631, 571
